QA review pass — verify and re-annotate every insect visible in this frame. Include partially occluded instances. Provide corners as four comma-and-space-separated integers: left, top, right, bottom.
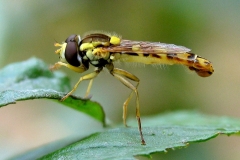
50, 32, 214, 145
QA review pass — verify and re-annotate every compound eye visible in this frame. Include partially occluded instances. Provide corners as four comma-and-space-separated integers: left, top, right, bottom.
65, 34, 77, 43
65, 35, 81, 67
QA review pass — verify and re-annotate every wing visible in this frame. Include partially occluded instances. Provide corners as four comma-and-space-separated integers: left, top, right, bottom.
101, 39, 191, 54
100, 39, 192, 65
100, 39, 213, 77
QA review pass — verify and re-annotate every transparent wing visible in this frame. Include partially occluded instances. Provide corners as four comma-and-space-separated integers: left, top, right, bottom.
101, 40, 191, 54
99, 39, 213, 77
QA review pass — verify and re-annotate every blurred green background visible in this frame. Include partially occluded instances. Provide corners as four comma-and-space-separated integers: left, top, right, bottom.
1, 0, 240, 159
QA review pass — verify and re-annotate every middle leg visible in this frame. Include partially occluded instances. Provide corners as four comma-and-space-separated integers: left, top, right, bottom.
61, 67, 102, 101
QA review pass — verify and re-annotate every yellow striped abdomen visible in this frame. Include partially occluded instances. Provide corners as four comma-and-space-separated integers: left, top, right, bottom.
119, 52, 214, 77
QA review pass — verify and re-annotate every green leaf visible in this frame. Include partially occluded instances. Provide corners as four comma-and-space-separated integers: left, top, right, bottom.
39, 111, 240, 160
0, 57, 105, 125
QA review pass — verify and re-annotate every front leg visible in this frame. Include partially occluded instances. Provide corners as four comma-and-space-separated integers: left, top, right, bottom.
50, 61, 87, 73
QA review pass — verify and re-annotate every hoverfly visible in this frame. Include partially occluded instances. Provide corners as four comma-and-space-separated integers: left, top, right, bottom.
51, 32, 214, 145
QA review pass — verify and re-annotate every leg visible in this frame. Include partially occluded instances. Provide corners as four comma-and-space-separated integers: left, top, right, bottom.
122, 83, 138, 126
109, 67, 145, 145
61, 68, 102, 101
85, 78, 93, 98
112, 68, 140, 126
50, 61, 87, 73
